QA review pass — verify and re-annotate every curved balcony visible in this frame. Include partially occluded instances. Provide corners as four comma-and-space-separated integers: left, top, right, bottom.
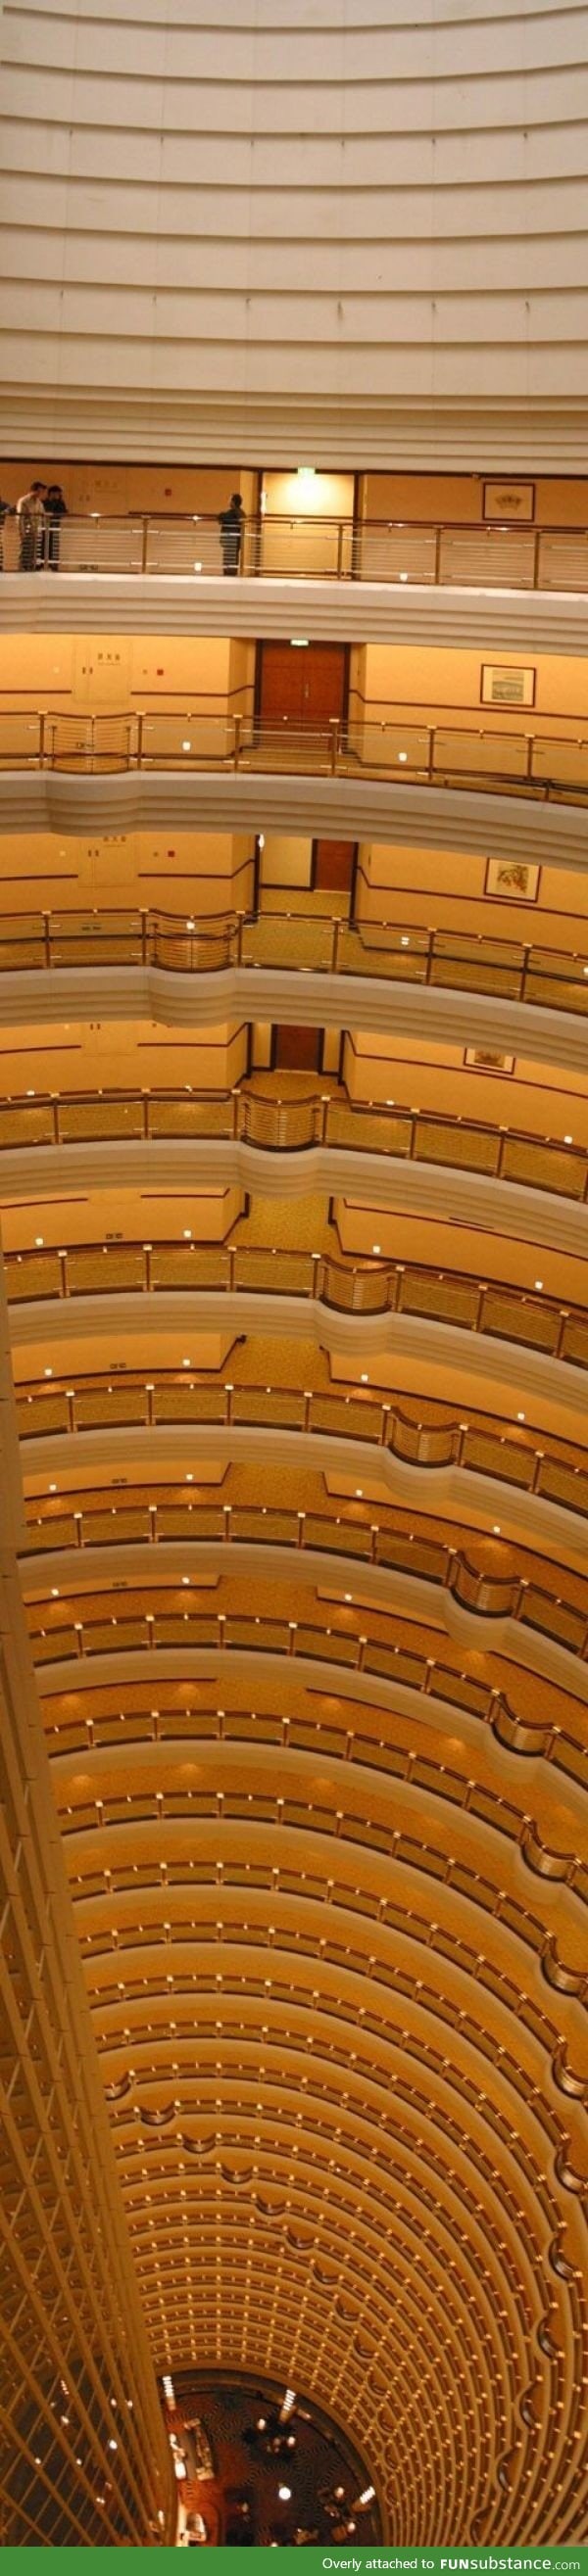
44, 1681, 577, 1893
20, 1498, 588, 1691
0, 903, 586, 1018
3, 508, 588, 595
17, 1367, 588, 1542
2, 707, 588, 807
26, 1569, 587, 1789
3, 770, 586, 877
1, 1087, 586, 1219
1, 907, 584, 1074
7, 1240, 588, 1395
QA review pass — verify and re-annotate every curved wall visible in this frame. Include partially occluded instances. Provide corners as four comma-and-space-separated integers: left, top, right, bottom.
0, 0, 587, 462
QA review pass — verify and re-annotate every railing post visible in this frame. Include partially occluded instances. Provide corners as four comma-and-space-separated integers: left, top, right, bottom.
332, 916, 341, 972
43, 913, 52, 967
141, 515, 150, 575
38, 710, 47, 768
329, 717, 340, 774
533, 528, 541, 591
233, 713, 242, 770
140, 908, 149, 965
434, 525, 442, 585
336, 520, 345, 580
136, 711, 144, 771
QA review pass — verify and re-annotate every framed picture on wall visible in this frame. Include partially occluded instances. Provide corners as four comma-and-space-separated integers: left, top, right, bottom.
465, 1046, 514, 1075
484, 858, 541, 903
482, 481, 536, 523
481, 662, 536, 708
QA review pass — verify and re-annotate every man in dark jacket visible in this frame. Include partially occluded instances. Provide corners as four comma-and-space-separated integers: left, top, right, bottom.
219, 492, 244, 575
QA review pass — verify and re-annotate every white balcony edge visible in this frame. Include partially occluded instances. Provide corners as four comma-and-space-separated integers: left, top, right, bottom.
1, 770, 585, 870
2, 572, 588, 656
2, 1135, 586, 1259
20, 1416, 587, 1572
21, 1533, 588, 1704
9, 1287, 586, 1424
0, 963, 584, 1074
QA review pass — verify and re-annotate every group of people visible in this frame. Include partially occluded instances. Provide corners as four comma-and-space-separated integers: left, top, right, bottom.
0, 478, 246, 574
0, 479, 68, 570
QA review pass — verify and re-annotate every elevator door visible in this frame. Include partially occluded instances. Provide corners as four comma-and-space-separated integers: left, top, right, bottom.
258, 642, 347, 734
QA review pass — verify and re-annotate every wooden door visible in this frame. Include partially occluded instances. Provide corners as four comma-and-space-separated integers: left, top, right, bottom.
274, 1025, 322, 1072
258, 642, 347, 733
313, 838, 356, 892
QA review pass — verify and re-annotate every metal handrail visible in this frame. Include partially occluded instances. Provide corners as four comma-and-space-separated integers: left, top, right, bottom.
0, 903, 586, 1011
1, 1082, 586, 1201
16, 1366, 588, 1526
2, 708, 588, 802
20, 1499, 588, 1668
4, 508, 588, 592
6, 1236, 587, 1370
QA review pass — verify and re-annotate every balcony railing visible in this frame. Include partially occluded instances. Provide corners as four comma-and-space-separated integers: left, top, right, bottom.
16, 1366, 588, 1531
0, 904, 586, 1016
1, 1083, 586, 1202
36, 1578, 579, 1793
5, 510, 588, 592
7, 1237, 588, 1370
2, 708, 588, 802
21, 1499, 588, 1672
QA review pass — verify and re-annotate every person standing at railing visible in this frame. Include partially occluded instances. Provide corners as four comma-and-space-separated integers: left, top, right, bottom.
16, 480, 46, 569
43, 482, 68, 569
218, 491, 245, 575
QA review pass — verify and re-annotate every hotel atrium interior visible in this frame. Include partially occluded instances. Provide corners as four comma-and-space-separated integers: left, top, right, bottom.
0, 0, 587, 2551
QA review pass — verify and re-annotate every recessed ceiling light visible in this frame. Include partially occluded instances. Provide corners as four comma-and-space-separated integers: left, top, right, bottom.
534, 1279, 543, 1291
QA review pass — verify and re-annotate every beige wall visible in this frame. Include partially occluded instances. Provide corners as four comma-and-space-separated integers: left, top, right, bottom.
1, 2, 587, 465
364, 474, 588, 528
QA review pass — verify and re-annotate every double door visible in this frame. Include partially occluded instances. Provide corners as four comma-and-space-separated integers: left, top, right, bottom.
257, 642, 348, 737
